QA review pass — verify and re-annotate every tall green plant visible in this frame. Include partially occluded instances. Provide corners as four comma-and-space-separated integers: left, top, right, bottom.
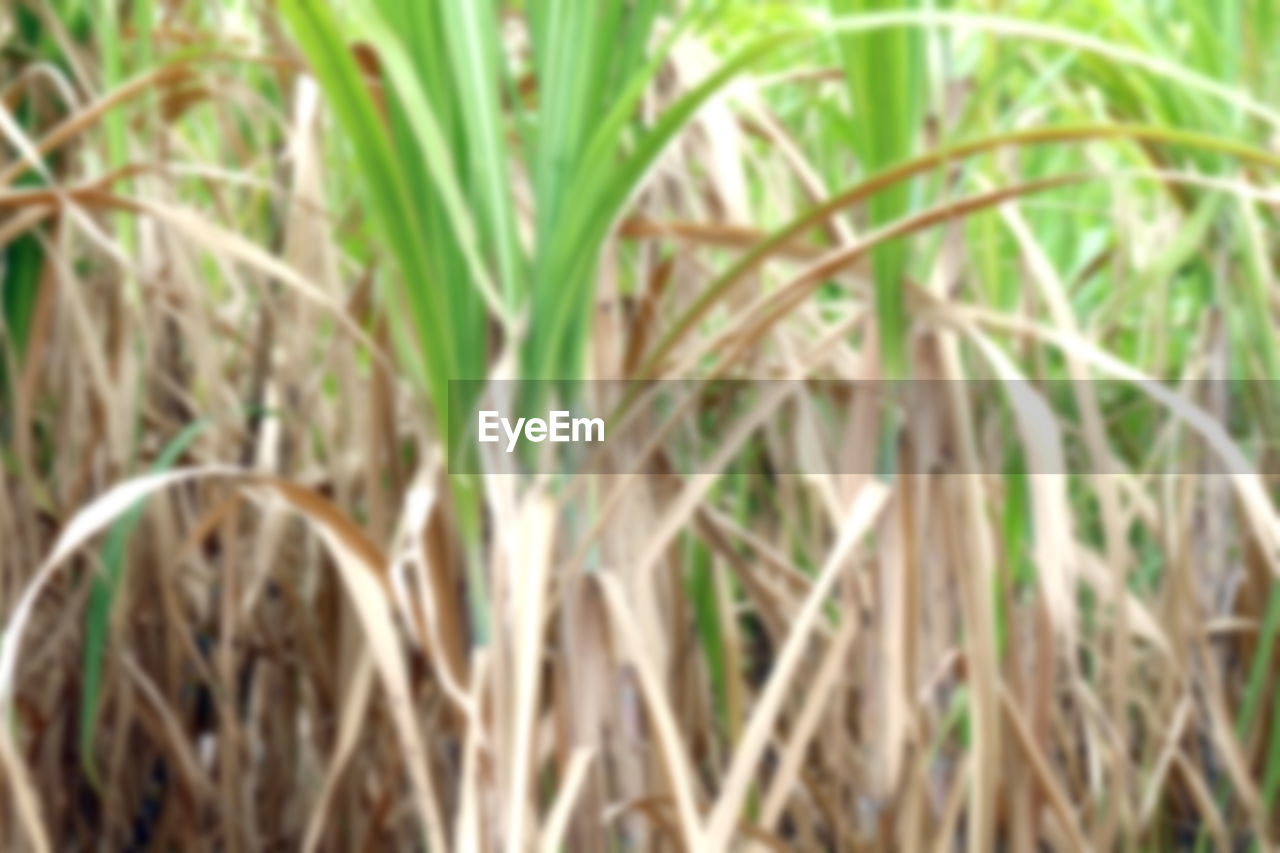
279, 0, 670, 402
280, 0, 761, 645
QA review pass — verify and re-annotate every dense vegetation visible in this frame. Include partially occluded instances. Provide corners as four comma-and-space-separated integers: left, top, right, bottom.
3, 0, 1280, 849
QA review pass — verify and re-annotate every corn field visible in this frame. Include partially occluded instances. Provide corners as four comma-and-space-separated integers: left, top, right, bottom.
3, 0, 1280, 850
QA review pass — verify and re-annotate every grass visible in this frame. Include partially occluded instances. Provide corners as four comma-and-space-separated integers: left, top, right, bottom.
2, 0, 1280, 849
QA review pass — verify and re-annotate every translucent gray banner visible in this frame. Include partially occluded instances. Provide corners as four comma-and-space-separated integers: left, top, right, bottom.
446, 380, 1280, 476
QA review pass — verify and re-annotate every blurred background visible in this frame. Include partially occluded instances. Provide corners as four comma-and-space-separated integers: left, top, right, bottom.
3, 0, 1280, 849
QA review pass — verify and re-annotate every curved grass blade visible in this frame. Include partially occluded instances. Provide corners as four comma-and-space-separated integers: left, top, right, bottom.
635, 124, 1280, 381
279, 0, 461, 412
